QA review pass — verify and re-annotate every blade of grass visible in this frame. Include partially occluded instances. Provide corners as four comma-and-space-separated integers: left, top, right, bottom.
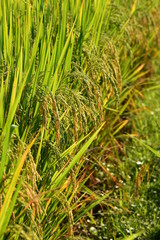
0, 132, 39, 233
53, 122, 105, 188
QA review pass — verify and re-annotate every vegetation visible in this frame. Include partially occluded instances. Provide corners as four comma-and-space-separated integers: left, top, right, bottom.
0, 0, 160, 239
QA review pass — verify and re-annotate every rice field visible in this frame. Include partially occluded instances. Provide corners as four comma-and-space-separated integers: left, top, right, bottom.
0, 0, 160, 239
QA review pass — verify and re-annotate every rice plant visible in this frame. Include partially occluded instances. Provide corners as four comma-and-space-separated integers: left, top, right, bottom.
0, 0, 160, 239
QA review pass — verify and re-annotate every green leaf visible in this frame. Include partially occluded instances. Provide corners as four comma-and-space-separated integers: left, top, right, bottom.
52, 122, 105, 188
120, 231, 145, 240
